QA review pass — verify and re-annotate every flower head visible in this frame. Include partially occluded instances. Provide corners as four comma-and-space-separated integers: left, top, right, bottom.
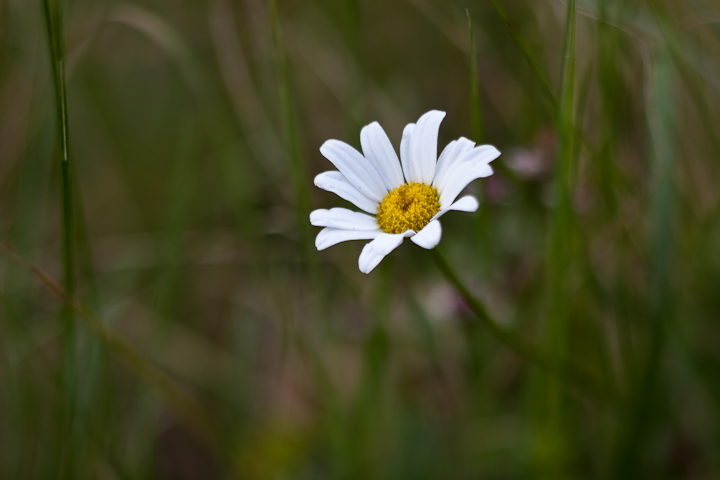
310, 110, 501, 273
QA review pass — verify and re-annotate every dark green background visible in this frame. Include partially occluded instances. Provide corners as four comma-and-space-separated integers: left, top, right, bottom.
1, 0, 719, 478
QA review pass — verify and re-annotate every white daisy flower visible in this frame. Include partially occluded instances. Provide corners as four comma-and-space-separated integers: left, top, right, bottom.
310, 110, 501, 274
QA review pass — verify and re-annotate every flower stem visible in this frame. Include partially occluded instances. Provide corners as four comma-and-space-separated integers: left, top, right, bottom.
430, 247, 546, 367
429, 247, 608, 399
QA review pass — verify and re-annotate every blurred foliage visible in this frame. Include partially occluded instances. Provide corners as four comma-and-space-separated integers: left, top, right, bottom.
2, 0, 720, 478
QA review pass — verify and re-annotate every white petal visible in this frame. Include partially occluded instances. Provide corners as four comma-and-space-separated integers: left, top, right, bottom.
433, 137, 475, 188
438, 163, 494, 207
408, 110, 446, 184
358, 233, 405, 274
360, 122, 404, 190
400, 123, 415, 183
410, 220, 442, 249
437, 145, 500, 193
431, 195, 480, 221
310, 208, 380, 231
314, 171, 378, 214
320, 140, 387, 203
315, 228, 382, 251
445, 195, 479, 213
434, 139, 458, 183
436, 140, 456, 168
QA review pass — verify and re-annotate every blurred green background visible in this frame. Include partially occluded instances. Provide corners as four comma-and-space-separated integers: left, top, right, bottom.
2, 0, 720, 478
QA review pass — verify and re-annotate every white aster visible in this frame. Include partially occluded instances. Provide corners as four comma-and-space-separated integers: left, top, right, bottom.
310, 110, 501, 274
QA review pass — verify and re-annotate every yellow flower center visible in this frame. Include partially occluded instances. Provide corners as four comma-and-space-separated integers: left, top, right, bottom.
376, 182, 441, 234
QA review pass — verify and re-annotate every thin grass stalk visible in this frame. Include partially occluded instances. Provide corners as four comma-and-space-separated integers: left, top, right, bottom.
0, 239, 225, 454
596, 1, 638, 391
533, 0, 576, 476
208, 0, 287, 196
608, 5, 678, 476
645, 43, 674, 462
349, 260, 394, 479
41, 0, 74, 302
596, 2, 620, 216
465, 10, 493, 278
610, 45, 676, 480
342, 0, 363, 138
154, 119, 197, 320
259, 2, 344, 458
1, 305, 145, 480
264, 9, 353, 478
41, 0, 79, 475
349, 326, 390, 479
262, 11, 340, 470
110, 3, 284, 240
488, 0, 556, 109
266, 0, 313, 259
574, 63, 617, 393
467, 11, 483, 144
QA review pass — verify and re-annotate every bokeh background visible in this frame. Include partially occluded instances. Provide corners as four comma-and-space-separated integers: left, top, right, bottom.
2, 0, 720, 478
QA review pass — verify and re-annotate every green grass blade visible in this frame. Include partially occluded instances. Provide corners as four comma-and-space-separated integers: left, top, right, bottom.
0, 239, 225, 449
467, 10, 483, 144
534, 0, 576, 476
41, 0, 74, 300
41, 0, 79, 476
466, 10, 490, 271
489, 0, 556, 108
342, 0, 364, 138
109, 3, 278, 238
153, 119, 197, 320
610, 45, 676, 480
266, 0, 313, 260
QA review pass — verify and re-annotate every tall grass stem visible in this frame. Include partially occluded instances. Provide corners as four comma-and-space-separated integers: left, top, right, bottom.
266, 0, 313, 258
42, 0, 74, 302
534, 0, 576, 474
489, 0, 556, 108
467, 10, 483, 144
41, 0, 79, 475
